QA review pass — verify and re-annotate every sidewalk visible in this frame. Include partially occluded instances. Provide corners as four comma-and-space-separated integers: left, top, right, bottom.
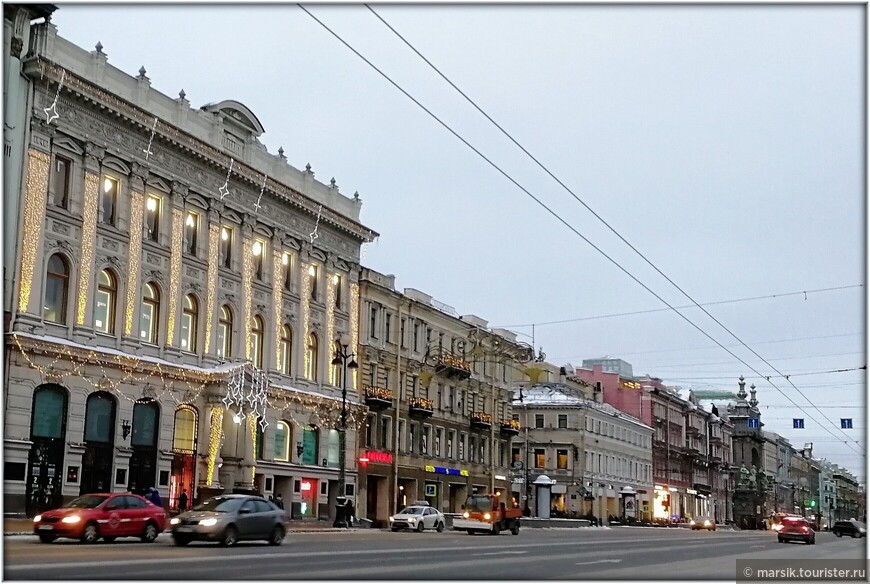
4, 517, 364, 536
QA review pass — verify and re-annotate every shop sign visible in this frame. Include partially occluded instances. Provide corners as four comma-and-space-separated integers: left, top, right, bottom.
494, 475, 507, 481
360, 450, 393, 464
654, 485, 665, 491
425, 484, 437, 497
686, 488, 698, 495
424, 465, 469, 477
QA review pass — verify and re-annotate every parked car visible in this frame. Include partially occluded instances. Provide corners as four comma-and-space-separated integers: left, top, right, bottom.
832, 520, 866, 538
170, 495, 289, 547
33, 493, 168, 544
689, 517, 716, 531
389, 502, 445, 532
777, 517, 815, 545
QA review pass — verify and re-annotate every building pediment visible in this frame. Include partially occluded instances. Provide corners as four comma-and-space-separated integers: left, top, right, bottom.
201, 100, 265, 137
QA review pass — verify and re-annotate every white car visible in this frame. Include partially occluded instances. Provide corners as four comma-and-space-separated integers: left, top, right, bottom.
389, 504, 445, 533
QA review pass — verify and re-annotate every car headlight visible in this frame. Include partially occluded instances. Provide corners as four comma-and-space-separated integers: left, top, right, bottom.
199, 518, 218, 527
463, 512, 469, 519
61, 515, 81, 524
704, 520, 711, 526
33, 515, 42, 523
388, 516, 394, 522
690, 520, 695, 525
407, 518, 416, 523
484, 513, 491, 520
170, 518, 180, 525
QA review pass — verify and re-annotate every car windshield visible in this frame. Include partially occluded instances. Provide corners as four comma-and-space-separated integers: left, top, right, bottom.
65, 495, 109, 509
465, 496, 493, 513
853, 521, 866, 528
398, 507, 424, 515
192, 497, 245, 513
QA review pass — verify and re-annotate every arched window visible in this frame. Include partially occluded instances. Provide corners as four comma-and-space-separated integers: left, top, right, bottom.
279, 325, 292, 375
94, 269, 117, 334
217, 305, 233, 359
305, 333, 318, 381
274, 421, 291, 462
31, 385, 68, 440
84, 392, 116, 444
251, 316, 264, 368
172, 407, 197, 453
139, 282, 160, 344
180, 295, 198, 352
43, 254, 69, 324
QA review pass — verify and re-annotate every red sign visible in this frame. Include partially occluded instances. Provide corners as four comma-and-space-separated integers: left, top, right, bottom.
361, 450, 393, 464
300, 481, 312, 491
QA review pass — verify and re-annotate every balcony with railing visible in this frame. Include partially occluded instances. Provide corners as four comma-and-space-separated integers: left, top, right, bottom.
364, 386, 393, 410
435, 349, 472, 380
408, 396, 434, 418
500, 418, 521, 437
470, 411, 492, 430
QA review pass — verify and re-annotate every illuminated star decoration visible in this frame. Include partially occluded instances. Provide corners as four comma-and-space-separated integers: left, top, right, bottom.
143, 117, 158, 160
309, 204, 323, 244
221, 363, 270, 431
219, 158, 235, 200
43, 69, 66, 124
253, 173, 267, 214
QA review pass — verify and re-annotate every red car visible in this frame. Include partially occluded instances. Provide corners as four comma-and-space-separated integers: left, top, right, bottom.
33, 493, 167, 544
777, 517, 816, 545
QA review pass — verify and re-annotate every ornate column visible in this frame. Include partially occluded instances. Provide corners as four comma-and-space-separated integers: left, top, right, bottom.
201, 201, 222, 365
70, 142, 103, 342
240, 214, 255, 362
325, 256, 337, 385
121, 162, 148, 353
300, 248, 312, 381
270, 230, 285, 373
13, 119, 54, 331
349, 268, 361, 393
163, 181, 187, 356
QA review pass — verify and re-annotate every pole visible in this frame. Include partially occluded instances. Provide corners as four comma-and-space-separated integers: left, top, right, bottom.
333, 356, 348, 528
391, 302, 403, 515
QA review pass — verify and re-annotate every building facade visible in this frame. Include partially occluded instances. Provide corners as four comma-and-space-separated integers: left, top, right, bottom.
356, 268, 533, 526
4, 16, 377, 518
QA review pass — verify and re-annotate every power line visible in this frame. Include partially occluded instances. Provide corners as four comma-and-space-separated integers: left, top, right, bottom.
627, 350, 864, 371
361, 6, 864, 452
664, 365, 866, 381
302, 5, 863, 455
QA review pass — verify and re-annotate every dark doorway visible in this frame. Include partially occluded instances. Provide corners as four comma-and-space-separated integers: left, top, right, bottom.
80, 392, 116, 494
26, 385, 68, 517
128, 399, 159, 496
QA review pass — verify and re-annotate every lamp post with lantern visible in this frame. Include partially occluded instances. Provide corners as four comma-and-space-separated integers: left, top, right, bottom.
331, 333, 358, 528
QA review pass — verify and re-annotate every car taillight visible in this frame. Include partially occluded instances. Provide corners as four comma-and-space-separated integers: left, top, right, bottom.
801, 526, 808, 532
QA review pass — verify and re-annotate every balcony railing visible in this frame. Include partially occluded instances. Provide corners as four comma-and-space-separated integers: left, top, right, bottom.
364, 386, 393, 410
408, 396, 434, 418
470, 411, 492, 430
435, 350, 472, 380
500, 419, 521, 436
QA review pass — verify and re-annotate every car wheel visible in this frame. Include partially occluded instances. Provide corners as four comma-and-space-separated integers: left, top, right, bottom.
38, 535, 56, 544
103, 537, 116, 543
436, 522, 444, 533
268, 525, 285, 546
511, 523, 520, 536
80, 523, 99, 544
467, 529, 475, 535
851, 532, 859, 538
220, 525, 238, 547
835, 531, 842, 537
416, 522, 425, 533
809, 538, 816, 545
391, 527, 399, 532
778, 536, 784, 543
173, 536, 191, 547
141, 522, 158, 543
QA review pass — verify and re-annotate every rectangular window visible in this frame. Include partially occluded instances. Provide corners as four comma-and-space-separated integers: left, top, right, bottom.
370, 306, 378, 339
434, 428, 442, 457
480, 438, 486, 464
253, 239, 265, 280
365, 415, 375, 448
557, 449, 568, 469
380, 417, 391, 450
220, 226, 233, 268
283, 253, 293, 290
52, 156, 71, 208
144, 194, 161, 241
184, 211, 198, 255
309, 264, 318, 300
447, 430, 455, 459
558, 414, 568, 429
333, 274, 342, 309
408, 423, 416, 454
397, 419, 405, 452
512, 448, 521, 463
469, 436, 477, 463
400, 318, 406, 348
100, 176, 118, 225
413, 323, 419, 351
458, 433, 465, 461
385, 314, 391, 343
535, 414, 544, 429
534, 448, 545, 469
422, 425, 430, 455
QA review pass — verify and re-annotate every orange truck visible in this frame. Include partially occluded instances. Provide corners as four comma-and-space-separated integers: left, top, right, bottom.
453, 493, 522, 535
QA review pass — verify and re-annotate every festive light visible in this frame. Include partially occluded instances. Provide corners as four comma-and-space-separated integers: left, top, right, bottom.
248, 415, 258, 483
75, 173, 100, 325
252, 240, 262, 257
18, 149, 50, 314
326, 274, 336, 385
301, 263, 311, 379
282, 253, 289, 266
203, 224, 220, 355
242, 237, 254, 361
364, 386, 393, 401
43, 69, 65, 124
309, 204, 322, 244
470, 412, 493, 424
409, 397, 434, 410
221, 227, 229, 241
166, 208, 184, 347
219, 158, 234, 200
273, 250, 284, 370
143, 116, 158, 160
501, 419, 521, 430
253, 173, 267, 214
185, 213, 195, 228
124, 191, 145, 337
439, 353, 472, 372
350, 282, 360, 391
206, 407, 224, 486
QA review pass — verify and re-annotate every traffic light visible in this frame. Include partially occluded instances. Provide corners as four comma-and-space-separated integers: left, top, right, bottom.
810, 500, 816, 508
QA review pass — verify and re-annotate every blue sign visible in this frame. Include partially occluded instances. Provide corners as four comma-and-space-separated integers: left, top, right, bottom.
841, 418, 853, 429
793, 419, 804, 429
747, 419, 760, 429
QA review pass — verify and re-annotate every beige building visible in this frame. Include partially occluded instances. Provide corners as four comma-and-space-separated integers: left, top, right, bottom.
4, 15, 377, 519
356, 268, 533, 525
513, 369, 653, 522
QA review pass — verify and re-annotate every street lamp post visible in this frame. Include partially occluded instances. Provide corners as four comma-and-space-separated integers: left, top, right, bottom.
331, 333, 358, 528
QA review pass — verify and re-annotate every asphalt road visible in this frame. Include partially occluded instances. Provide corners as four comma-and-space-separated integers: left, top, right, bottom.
4, 527, 866, 580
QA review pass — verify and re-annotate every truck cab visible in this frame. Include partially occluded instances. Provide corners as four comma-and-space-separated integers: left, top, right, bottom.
453, 493, 521, 535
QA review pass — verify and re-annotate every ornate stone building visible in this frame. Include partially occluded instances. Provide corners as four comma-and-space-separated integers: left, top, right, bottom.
356, 268, 533, 525
4, 15, 377, 518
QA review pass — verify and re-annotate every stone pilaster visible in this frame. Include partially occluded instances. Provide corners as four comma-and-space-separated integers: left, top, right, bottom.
163, 182, 187, 356
121, 163, 148, 353
71, 144, 103, 342
240, 215, 255, 363
201, 202, 222, 365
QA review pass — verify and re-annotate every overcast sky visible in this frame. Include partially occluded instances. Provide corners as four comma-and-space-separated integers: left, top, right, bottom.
52, 4, 865, 478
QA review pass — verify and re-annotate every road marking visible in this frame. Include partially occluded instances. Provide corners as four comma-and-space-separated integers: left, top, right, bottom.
576, 559, 622, 565
478, 551, 528, 556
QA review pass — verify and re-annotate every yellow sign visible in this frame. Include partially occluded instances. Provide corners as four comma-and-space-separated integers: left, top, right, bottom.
460, 470, 469, 477
425, 465, 436, 473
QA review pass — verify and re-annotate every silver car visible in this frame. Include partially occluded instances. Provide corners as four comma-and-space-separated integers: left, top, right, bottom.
389, 504, 445, 532
170, 495, 289, 547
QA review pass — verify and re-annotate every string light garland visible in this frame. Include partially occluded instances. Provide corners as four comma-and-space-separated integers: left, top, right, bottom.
301, 263, 312, 379
253, 173, 267, 214
124, 191, 145, 337
206, 407, 224, 487
326, 273, 336, 385
143, 116, 158, 160
242, 237, 254, 361
166, 207, 184, 347
249, 414, 258, 483
18, 149, 51, 313
350, 282, 360, 391
203, 223, 220, 354
273, 250, 284, 370
219, 158, 234, 200
309, 204, 322, 244
75, 173, 100, 326
43, 69, 65, 124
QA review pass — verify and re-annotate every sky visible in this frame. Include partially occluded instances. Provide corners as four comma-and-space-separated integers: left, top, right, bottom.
52, 4, 865, 479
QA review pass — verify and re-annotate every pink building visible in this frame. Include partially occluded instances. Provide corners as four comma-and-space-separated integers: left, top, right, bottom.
571, 364, 660, 426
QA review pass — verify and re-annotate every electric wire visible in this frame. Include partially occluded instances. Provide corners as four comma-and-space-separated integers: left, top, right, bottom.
299, 5, 864, 455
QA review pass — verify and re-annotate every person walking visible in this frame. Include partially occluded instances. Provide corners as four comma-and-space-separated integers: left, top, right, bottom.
147, 487, 163, 509
345, 499, 355, 527
178, 490, 188, 513
275, 493, 284, 510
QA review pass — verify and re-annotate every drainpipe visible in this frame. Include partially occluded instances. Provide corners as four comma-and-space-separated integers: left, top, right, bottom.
391, 300, 404, 515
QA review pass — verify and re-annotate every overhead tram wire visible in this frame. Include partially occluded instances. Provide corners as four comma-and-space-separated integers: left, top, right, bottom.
361, 5, 864, 451
298, 5, 864, 455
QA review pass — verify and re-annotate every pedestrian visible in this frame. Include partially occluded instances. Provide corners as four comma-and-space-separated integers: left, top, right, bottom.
345, 499, 355, 527
178, 490, 188, 513
275, 493, 284, 510
148, 487, 163, 508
